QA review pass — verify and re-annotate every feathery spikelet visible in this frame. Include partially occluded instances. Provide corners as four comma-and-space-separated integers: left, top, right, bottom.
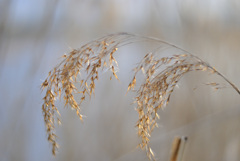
41, 33, 135, 155
127, 53, 221, 160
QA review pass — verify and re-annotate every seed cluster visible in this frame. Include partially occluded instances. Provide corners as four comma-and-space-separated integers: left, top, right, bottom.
41, 33, 239, 160
41, 33, 134, 155
128, 53, 217, 160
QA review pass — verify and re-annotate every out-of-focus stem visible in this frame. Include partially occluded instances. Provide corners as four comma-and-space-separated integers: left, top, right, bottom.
169, 136, 188, 161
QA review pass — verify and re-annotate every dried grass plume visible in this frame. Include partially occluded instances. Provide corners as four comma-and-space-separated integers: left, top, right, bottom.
41, 32, 240, 160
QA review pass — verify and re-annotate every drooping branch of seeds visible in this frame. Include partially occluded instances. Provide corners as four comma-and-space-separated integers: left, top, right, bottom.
41, 32, 240, 159
41, 33, 137, 155
127, 52, 239, 160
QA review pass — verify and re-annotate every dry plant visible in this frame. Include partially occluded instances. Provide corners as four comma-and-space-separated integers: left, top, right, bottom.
41, 32, 240, 160
169, 136, 188, 161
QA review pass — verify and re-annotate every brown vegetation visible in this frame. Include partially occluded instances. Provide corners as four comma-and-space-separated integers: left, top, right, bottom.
41, 32, 240, 160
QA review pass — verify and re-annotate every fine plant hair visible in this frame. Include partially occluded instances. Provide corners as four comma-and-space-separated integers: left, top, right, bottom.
41, 32, 240, 160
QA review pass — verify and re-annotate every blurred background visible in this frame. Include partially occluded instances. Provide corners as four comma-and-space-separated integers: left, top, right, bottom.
0, 0, 240, 161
